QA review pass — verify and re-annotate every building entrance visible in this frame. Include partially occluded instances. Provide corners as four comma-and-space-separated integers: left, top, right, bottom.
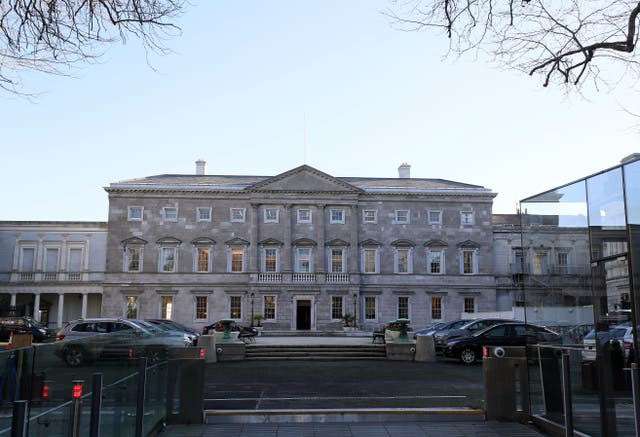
296, 300, 311, 330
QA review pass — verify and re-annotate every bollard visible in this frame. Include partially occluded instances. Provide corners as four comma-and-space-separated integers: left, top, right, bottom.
11, 400, 28, 437
89, 373, 103, 437
414, 335, 436, 362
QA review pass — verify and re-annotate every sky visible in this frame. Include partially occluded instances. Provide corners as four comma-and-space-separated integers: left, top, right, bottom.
1, 1, 638, 222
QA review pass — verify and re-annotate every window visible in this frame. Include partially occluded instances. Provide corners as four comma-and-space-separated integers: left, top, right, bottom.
195, 296, 208, 320
460, 211, 474, 225
363, 249, 378, 273
128, 206, 143, 221
264, 295, 276, 320
20, 247, 35, 272
264, 208, 279, 223
558, 252, 569, 274
461, 250, 477, 274
160, 247, 177, 272
161, 295, 173, 319
365, 297, 377, 320
230, 248, 244, 272
125, 247, 142, 272
398, 296, 409, 319
263, 248, 278, 272
197, 207, 211, 222
331, 296, 343, 320
163, 207, 178, 222
230, 296, 242, 319
427, 250, 444, 274
296, 248, 312, 272
428, 210, 442, 224
464, 297, 476, 313
431, 296, 442, 319
330, 248, 345, 273
395, 249, 412, 274
394, 210, 410, 224
196, 248, 211, 273
44, 248, 59, 273
363, 210, 377, 223
330, 209, 345, 224
125, 296, 138, 319
514, 250, 527, 274
533, 252, 548, 275
230, 208, 246, 222
297, 209, 312, 223
68, 248, 83, 274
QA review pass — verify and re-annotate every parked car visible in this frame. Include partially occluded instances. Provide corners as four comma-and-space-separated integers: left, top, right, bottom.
582, 324, 633, 362
146, 319, 200, 345
137, 319, 198, 345
414, 319, 472, 340
433, 318, 517, 352
0, 316, 55, 342
443, 322, 561, 364
55, 318, 191, 367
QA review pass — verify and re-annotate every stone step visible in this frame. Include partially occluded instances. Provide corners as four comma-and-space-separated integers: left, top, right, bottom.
245, 344, 386, 360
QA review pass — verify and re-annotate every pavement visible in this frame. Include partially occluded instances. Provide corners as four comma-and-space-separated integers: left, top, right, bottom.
160, 335, 549, 436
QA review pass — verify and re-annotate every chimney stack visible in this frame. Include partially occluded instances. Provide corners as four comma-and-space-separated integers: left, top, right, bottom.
398, 163, 411, 178
621, 153, 640, 164
195, 159, 207, 175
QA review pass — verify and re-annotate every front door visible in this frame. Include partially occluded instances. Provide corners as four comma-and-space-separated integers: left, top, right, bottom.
296, 300, 311, 330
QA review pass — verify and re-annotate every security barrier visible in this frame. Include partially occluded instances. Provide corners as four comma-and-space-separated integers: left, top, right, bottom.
482, 346, 530, 421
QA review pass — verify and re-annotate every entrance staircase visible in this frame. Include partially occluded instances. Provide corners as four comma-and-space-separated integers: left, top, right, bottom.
245, 343, 386, 360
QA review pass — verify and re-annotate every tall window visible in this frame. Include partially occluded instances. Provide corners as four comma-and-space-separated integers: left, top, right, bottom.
263, 248, 278, 272
295, 248, 312, 272
264, 295, 276, 320
363, 249, 378, 273
68, 248, 83, 278
398, 296, 409, 319
331, 296, 343, 320
431, 296, 442, 319
464, 297, 476, 313
44, 248, 59, 273
427, 250, 443, 274
395, 249, 411, 274
297, 209, 312, 223
230, 248, 244, 272
461, 250, 477, 274
126, 247, 142, 272
160, 247, 177, 272
533, 252, 548, 275
196, 248, 210, 273
126, 296, 138, 318
558, 252, 569, 274
195, 296, 208, 320
363, 210, 377, 223
365, 297, 376, 320
230, 296, 242, 319
161, 296, 173, 319
330, 209, 345, 224
21, 248, 35, 272
330, 249, 345, 273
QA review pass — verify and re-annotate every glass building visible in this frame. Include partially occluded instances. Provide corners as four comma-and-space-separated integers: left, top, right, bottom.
520, 154, 640, 436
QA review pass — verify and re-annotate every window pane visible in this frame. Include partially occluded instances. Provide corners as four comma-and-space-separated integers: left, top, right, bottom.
126, 296, 138, 319
331, 249, 343, 273
69, 249, 82, 272
45, 249, 59, 272
297, 248, 311, 272
365, 297, 376, 320
230, 296, 242, 319
128, 247, 141, 272
231, 249, 243, 272
196, 296, 207, 319
429, 251, 441, 273
398, 296, 409, 319
364, 249, 376, 273
397, 250, 409, 273
431, 297, 442, 319
264, 296, 276, 319
21, 248, 34, 272
463, 251, 474, 273
464, 297, 475, 313
161, 296, 173, 319
197, 248, 209, 272
162, 248, 175, 272
264, 249, 277, 272
332, 296, 343, 319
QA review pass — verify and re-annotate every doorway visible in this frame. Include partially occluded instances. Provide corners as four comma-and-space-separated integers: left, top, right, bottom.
296, 300, 311, 330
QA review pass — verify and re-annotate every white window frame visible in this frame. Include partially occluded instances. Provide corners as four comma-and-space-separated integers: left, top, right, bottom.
194, 246, 212, 273
43, 246, 60, 273
297, 208, 312, 223
163, 207, 178, 222
431, 296, 443, 320
362, 248, 379, 274
228, 247, 246, 273
264, 208, 279, 223
159, 246, 178, 273
394, 210, 410, 224
197, 207, 212, 222
19, 246, 36, 272
328, 248, 347, 273
460, 249, 478, 275
160, 295, 174, 319
428, 210, 442, 224
263, 295, 277, 320
261, 247, 280, 272
67, 246, 85, 273
194, 295, 209, 321
394, 248, 413, 274
124, 295, 139, 319
460, 211, 475, 225
364, 296, 377, 321
363, 210, 377, 224
295, 247, 313, 273
128, 206, 143, 221
229, 295, 243, 320
124, 246, 144, 272
426, 249, 445, 274
331, 296, 344, 320
230, 208, 246, 223
397, 296, 410, 319
330, 209, 345, 224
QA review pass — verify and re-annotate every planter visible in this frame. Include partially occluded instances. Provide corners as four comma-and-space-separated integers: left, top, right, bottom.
385, 329, 401, 342
214, 331, 240, 342
254, 327, 264, 336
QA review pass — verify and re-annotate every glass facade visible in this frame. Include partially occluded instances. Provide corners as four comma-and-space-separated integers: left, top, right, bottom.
520, 156, 640, 436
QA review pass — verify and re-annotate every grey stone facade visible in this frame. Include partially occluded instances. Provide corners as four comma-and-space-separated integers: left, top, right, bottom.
102, 164, 498, 332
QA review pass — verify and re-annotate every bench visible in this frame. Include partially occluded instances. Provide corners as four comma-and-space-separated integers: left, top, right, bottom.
372, 327, 385, 344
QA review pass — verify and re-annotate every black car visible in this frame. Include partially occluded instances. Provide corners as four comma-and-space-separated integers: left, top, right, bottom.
414, 319, 472, 340
0, 316, 55, 342
433, 318, 518, 351
443, 322, 561, 364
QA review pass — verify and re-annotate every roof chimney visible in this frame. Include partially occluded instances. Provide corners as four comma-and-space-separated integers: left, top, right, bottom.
621, 153, 640, 164
195, 159, 207, 175
398, 163, 411, 178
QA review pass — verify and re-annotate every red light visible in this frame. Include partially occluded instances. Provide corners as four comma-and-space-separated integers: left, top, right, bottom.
128, 349, 133, 358
56, 334, 65, 341
199, 348, 205, 358
483, 347, 488, 358
42, 384, 50, 398
72, 384, 83, 399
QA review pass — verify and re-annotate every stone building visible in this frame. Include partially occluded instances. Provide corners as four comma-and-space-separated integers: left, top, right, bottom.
101, 162, 498, 332
0, 221, 106, 327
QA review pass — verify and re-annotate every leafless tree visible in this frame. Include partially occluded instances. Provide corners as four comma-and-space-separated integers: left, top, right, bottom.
0, 0, 184, 94
387, 0, 640, 89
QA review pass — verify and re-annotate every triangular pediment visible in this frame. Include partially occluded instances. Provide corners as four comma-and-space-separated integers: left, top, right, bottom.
156, 236, 182, 245
326, 238, 350, 247
391, 239, 415, 247
259, 238, 284, 246
359, 238, 382, 247
246, 165, 363, 193
121, 236, 147, 246
424, 239, 448, 248
457, 239, 480, 249
225, 237, 250, 246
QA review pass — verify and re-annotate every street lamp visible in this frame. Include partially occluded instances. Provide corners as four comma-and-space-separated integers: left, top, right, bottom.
250, 292, 255, 327
352, 293, 358, 329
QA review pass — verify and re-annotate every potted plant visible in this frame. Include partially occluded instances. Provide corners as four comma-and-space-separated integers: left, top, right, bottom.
253, 314, 264, 335
342, 314, 356, 332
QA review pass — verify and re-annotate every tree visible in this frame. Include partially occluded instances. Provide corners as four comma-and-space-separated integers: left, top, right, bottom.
386, 0, 640, 89
0, 0, 184, 94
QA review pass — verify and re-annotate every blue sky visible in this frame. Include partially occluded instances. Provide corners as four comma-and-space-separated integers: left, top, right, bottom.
2, 1, 638, 221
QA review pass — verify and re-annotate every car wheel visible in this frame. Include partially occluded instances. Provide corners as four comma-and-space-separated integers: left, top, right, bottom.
64, 345, 85, 367
460, 347, 477, 364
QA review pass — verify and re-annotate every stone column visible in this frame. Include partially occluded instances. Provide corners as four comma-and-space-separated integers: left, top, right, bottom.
10, 293, 16, 306
81, 293, 88, 318
249, 203, 259, 273
57, 294, 65, 328
33, 293, 41, 321
283, 204, 292, 272
316, 204, 326, 273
